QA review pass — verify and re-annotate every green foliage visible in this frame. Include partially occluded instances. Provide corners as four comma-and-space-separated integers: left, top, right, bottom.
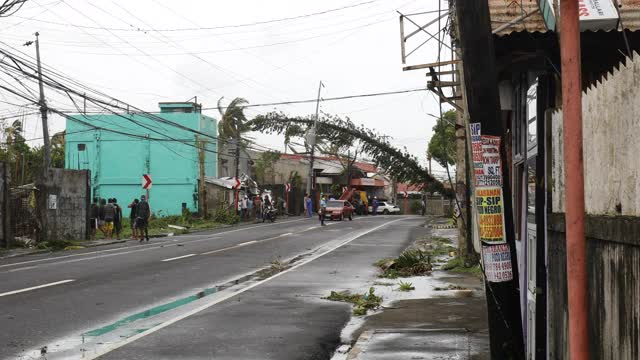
288, 171, 303, 189
427, 110, 457, 167
249, 112, 446, 192
376, 249, 433, 278
217, 97, 250, 142
211, 206, 239, 225
442, 256, 482, 277
0, 126, 65, 185
253, 151, 281, 184
397, 281, 415, 292
409, 200, 422, 215
325, 287, 382, 316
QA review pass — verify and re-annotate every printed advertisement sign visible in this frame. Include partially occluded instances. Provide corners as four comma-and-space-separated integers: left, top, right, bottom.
470, 123, 483, 172
482, 243, 514, 283
476, 135, 502, 188
476, 186, 507, 243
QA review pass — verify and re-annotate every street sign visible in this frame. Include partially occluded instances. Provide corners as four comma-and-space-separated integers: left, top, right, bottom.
142, 174, 152, 189
234, 177, 241, 189
342, 186, 348, 193
285, 183, 291, 193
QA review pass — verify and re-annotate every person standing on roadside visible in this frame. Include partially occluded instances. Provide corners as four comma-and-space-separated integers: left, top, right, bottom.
255, 194, 263, 221
113, 198, 123, 240
372, 196, 379, 216
306, 193, 313, 218
247, 194, 254, 220
240, 195, 248, 221
128, 198, 139, 239
136, 195, 151, 242
319, 193, 327, 226
103, 198, 116, 240
303, 193, 308, 217
98, 198, 107, 237
89, 197, 99, 240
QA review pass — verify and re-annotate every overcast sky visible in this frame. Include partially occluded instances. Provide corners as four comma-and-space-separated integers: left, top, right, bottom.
1, 0, 454, 178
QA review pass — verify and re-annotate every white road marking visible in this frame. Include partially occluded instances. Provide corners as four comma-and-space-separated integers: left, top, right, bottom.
0, 279, 75, 298
85, 217, 407, 359
8, 265, 39, 272
161, 254, 196, 262
0, 218, 307, 269
238, 241, 258, 246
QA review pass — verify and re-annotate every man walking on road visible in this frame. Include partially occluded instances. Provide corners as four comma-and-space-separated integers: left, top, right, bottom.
319, 193, 327, 226
128, 198, 139, 240
136, 195, 151, 242
113, 198, 123, 240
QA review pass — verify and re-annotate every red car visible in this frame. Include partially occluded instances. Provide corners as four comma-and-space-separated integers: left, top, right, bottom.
325, 200, 355, 221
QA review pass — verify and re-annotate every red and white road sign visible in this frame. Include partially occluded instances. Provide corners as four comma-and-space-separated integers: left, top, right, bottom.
234, 177, 241, 189
142, 174, 152, 189
285, 183, 291, 192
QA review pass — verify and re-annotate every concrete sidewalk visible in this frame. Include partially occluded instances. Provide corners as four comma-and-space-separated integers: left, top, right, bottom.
341, 219, 490, 360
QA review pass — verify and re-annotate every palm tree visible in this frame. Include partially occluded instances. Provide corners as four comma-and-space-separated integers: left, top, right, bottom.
217, 97, 249, 179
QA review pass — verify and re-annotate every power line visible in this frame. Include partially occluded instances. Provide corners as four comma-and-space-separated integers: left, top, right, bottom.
207, 88, 427, 110
13, 0, 383, 32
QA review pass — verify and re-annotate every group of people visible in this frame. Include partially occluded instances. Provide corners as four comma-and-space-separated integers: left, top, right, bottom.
239, 193, 284, 222
89, 195, 151, 242
89, 197, 123, 240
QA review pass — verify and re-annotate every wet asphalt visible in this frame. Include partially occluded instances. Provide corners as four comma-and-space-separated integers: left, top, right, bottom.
0, 215, 424, 360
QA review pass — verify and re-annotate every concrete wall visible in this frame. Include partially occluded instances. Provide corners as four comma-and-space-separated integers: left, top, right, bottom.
549, 53, 640, 359
548, 214, 640, 360
36, 169, 90, 242
552, 53, 640, 215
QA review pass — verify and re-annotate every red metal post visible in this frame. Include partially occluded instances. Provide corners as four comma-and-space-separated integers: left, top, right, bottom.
560, 1, 589, 359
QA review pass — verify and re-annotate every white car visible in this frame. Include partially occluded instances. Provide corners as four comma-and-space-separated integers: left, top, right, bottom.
368, 201, 401, 215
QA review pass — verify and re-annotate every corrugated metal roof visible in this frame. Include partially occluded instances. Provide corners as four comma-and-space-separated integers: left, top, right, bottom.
490, 0, 640, 35
490, 0, 547, 35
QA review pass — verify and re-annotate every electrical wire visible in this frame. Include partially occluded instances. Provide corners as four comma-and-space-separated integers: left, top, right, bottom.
12, 0, 384, 32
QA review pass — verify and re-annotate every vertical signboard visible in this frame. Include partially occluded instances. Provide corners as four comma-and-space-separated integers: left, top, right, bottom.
482, 243, 514, 282
476, 187, 507, 243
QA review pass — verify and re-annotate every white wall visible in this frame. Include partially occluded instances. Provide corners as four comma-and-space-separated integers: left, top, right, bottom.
552, 52, 640, 215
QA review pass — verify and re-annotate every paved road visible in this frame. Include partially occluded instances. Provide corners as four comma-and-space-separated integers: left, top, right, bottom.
0, 215, 423, 360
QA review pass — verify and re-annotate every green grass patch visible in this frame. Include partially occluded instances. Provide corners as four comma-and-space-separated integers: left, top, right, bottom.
397, 281, 415, 292
442, 257, 482, 278
434, 284, 469, 291
324, 287, 383, 316
376, 249, 433, 278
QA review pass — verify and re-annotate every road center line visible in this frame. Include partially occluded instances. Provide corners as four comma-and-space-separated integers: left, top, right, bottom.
161, 254, 196, 262
8, 265, 39, 272
86, 217, 406, 359
0, 279, 75, 298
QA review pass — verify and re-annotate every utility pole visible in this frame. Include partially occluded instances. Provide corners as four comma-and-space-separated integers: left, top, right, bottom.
306, 81, 323, 198
559, 0, 589, 358
454, 0, 524, 358
35, 32, 51, 170
197, 137, 208, 218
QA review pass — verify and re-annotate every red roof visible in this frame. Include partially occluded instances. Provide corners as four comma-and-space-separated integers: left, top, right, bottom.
397, 183, 424, 193
279, 154, 378, 173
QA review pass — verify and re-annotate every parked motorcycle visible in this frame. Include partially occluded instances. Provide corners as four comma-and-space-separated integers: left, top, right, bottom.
262, 205, 277, 223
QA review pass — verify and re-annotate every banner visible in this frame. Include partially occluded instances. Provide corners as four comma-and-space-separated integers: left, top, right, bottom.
476, 186, 507, 243
482, 243, 513, 283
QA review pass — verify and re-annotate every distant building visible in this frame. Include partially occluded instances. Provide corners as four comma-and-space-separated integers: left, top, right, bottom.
65, 102, 217, 216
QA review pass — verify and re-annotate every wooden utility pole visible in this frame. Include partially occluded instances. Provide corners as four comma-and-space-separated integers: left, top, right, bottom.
559, 0, 589, 358
454, 0, 524, 358
306, 81, 323, 199
34, 32, 51, 170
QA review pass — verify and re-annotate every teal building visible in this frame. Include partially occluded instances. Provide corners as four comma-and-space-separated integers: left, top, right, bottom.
65, 102, 217, 216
